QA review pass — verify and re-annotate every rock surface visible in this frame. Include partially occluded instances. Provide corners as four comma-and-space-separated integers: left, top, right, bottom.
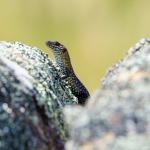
0, 42, 77, 150
65, 39, 150, 150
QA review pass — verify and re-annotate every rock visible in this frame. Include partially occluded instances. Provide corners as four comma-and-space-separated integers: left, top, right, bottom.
102, 38, 150, 88
0, 42, 77, 150
65, 39, 150, 150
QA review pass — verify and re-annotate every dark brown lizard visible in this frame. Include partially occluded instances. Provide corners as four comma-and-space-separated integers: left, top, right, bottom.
46, 41, 90, 105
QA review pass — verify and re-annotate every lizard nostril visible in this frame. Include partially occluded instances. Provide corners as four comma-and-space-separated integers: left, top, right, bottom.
46, 41, 54, 48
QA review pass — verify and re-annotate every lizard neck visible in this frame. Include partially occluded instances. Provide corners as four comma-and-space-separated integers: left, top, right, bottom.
53, 49, 90, 105
53, 49, 74, 75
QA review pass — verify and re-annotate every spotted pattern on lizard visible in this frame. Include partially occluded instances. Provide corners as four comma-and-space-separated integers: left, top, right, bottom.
46, 41, 90, 105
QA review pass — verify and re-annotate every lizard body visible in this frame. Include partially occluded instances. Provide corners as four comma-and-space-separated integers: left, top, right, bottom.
46, 41, 90, 105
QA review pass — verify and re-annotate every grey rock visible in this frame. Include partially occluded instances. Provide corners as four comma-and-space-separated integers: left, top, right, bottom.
65, 39, 150, 150
102, 38, 150, 88
0, 42, 77, 150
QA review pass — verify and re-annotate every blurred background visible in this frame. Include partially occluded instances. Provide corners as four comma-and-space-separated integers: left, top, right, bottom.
0, 0, 150, 92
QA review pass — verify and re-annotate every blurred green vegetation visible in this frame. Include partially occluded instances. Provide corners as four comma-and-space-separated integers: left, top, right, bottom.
0, 0, 150, 92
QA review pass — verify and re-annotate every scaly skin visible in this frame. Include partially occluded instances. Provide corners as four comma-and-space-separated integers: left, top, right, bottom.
46, 41, 90, 105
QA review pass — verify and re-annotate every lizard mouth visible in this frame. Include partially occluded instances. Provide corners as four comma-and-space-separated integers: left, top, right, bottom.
46, 41, 59, 49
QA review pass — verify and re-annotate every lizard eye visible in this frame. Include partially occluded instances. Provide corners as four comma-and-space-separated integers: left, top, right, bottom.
55, 41, 60, 46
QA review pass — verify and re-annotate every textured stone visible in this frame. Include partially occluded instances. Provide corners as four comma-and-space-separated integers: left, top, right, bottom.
65, 39, 150, 150
102, 38, 150, 88
0, 42, 77, 150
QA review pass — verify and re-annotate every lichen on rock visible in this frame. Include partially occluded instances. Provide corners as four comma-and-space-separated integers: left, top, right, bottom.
0, 41, 78, 150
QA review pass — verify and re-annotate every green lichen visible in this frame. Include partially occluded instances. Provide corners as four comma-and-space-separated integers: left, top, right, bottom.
0, 41, 78, 150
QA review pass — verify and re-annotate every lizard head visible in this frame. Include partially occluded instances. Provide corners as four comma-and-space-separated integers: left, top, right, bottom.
46, 41, 67, 53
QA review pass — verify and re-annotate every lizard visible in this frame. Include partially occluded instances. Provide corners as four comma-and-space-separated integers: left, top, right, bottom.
46, 41, 90, 105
